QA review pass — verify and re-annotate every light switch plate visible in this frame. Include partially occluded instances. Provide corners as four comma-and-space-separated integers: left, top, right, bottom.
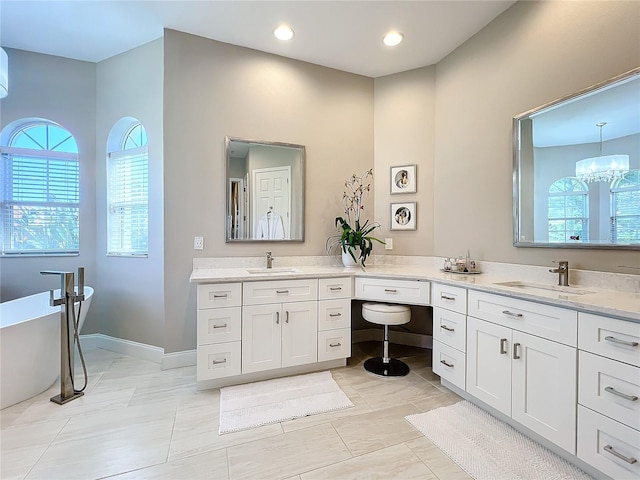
384, 238, 393, 250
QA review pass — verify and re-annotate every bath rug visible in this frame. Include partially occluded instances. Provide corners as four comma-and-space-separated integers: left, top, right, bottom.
406, 400, 594, 480
219, 371, 353, 434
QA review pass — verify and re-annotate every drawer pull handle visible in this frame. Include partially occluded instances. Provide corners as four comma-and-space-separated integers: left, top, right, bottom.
212, 359, 227, 365
213, 293, 228, 298
502, 310, 523, 318
440, 324, 455, 332
605, 386, 638, 402
329, 342, 342, 348
604, 445, 637, 465
276, 290, 290, 294
500, 338, 508, 355
513, 342, 521, 359
440, 359, 454, 368
329, 287, 342, 291
212, 324, 228, 329
440, 294, 456, 301
604, 336, 639, 347
329, 313, 342, 317
384, 288, 397, 293
275, 312, 280, 324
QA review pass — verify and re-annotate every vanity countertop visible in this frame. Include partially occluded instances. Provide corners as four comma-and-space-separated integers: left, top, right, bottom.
190, 261, 640, 323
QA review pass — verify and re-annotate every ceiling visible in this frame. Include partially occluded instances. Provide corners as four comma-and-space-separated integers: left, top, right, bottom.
1, 0, 516, 78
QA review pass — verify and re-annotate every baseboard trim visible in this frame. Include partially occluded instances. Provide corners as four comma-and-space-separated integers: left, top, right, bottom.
161, 349, 197, 370
79, 334, 163, 364
352, 328, 432, 349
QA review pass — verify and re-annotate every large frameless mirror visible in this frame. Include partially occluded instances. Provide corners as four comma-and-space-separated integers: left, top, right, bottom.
225, 137, 305, 242
513, 68, 640, 249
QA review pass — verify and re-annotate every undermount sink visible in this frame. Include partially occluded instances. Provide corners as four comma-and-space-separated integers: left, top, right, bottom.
493, 281, 595, 296
246, 267, 301, 274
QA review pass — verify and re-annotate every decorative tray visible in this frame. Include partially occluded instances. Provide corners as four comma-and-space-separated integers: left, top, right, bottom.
440, 269, 482, 275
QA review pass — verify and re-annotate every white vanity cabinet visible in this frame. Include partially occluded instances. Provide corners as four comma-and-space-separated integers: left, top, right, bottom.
196, 283, 243, 381
466, 291, 578, 454
242, 279, 318, 374
577, 312, 640, 479
317, 277, 352, 362
354, 277, 430, 305
432, 283, 467, 390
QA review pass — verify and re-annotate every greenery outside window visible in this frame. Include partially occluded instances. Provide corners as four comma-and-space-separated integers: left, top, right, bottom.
107, 122, 148, 256
611, 170, 640, 244
0, 121, 79, 255
548, 177, 589, 243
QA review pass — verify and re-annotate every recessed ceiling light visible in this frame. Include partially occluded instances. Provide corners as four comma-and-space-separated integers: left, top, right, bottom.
383, 31, 404, 47
274, 24, 295, 41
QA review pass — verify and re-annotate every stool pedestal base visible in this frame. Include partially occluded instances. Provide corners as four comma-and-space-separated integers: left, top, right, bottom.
364, 357, 410, 377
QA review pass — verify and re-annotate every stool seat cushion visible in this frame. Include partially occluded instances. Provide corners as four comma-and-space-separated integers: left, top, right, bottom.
362, 303, 411, 326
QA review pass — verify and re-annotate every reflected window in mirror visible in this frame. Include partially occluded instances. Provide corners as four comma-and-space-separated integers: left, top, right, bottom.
225, 137, 305, 242
513, 67, 640, 249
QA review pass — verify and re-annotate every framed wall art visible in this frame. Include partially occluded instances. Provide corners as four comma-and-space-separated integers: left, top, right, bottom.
390, 165, 416, 194
390, 202, 416, 230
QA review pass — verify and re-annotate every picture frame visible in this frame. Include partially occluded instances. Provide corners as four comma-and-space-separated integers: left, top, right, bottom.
390, 165, 417, 194
390, 202, 416, 230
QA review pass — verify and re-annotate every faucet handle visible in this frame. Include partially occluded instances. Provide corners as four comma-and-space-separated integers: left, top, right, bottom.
266, 251, 272, 257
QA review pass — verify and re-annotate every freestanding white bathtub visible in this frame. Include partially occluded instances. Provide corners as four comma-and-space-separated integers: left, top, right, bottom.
0, 286, 94, 409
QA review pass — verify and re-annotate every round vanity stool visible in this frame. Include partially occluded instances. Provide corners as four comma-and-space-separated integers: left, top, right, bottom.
361, 302, 411, 377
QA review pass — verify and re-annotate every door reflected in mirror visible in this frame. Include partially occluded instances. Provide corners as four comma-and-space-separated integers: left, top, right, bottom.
226, 137, 305, 242
513, 68, 640, 249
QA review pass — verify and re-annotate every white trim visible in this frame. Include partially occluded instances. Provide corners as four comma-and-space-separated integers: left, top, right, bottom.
161, 349, 196, 370
79, 334, 163, 364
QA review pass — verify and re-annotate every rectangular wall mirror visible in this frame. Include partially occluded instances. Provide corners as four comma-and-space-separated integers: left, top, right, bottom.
225, 137, 305, 242
513, 68, 640, 249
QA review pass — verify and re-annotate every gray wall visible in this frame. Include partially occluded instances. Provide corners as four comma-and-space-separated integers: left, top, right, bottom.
433, 0, 640, 272
0, 49, 97, 304
162, 30, 374, 353
93, 39, 165, 346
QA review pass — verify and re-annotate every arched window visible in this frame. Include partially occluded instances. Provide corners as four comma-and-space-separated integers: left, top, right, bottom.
107, 119, 148, 256
548, 177, 589, 243
0, 120, 79, 255
611, 170, 640, 244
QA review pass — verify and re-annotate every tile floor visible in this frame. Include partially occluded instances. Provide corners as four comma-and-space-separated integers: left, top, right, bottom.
1, 341, 470, 480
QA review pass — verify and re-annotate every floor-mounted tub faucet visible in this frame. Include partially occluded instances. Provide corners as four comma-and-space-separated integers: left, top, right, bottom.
549, 260, 569, 286
266, 251, 274, 269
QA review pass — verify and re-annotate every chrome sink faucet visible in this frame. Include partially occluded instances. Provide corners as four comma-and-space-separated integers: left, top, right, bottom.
266, 251, 274, 269
549, 260, 569, 286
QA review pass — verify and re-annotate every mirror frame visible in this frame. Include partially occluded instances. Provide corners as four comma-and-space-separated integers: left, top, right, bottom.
512, 67, 640, 250
225, 136, 306, 243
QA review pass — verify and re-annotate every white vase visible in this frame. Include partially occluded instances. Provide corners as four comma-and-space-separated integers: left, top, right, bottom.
341, 248, 359, 268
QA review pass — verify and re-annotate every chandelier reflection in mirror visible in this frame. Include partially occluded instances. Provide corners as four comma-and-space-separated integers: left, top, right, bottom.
575, 122, 629, 183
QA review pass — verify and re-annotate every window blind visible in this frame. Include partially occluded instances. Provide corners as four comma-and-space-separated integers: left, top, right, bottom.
107, 150, 148, 255
1, 153, 79, 254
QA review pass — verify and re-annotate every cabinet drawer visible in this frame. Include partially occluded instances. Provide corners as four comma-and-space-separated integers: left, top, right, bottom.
433, 340, 466, 390
197, 307, 241, 345
197, 342, 241, 380
318, 277, 352, 300
354, 277, 430, 306
579, 351, 640, 430
432, 307, 466, 352
431, 283, 467, 314
578, 312, 640, 367
318, 298, 351, 331
243, 279, 318, 305
318, 328, 351, 362
578, 405, 640, 480
468, 290, 577, 346
197, 283, 242, 309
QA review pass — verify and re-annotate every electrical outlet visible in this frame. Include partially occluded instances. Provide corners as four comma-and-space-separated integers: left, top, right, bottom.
384, 238, 393, 250
194, 236, 204, 250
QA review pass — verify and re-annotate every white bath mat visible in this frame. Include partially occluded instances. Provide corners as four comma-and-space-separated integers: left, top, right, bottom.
218, 371, 353, 434
406, 400, 594, 480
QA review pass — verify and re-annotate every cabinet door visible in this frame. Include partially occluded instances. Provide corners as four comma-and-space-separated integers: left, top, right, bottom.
466, 316, 512, 415
281, 301, 318, 368
242, 304, 281, 373
512, 331, 577, 454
